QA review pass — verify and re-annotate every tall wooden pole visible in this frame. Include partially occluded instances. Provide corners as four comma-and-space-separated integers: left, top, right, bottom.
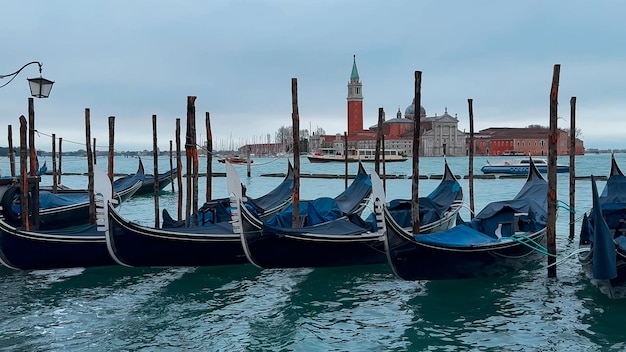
108, 116, 115, 184
468, 98, 475, 218
205, 112, 213, 202
291, 78, 301, 228
28, 98, 39, 229
58, 138, 63, 186
411, 71, 422, 235
191, 113, 199, 226
92, 138, 97, 165
246, 146, 251, 177
569, 97, 577, 240
28, 98, 36, 178
185, 97, 198, 227
169, 140, 175, 192
85, 108, 96, 225
344, 131, 348, 189
152, 114, 160, 228
382, 133, 387, 190
547, 64, 560, 278
7, 125, 15, 177
19, 116, 29, 230
52, 133, 57, 193
176, 118, 183, 221
375, 107, 384, 175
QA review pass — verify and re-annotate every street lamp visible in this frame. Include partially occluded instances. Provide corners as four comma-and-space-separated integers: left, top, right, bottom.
0, 61, 54, 98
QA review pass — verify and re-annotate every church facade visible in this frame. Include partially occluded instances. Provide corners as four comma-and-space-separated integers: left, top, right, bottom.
314, 56, 467, 157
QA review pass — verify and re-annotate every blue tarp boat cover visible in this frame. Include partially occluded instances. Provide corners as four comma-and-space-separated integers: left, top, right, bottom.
39, 191, 90, 209
246, 163, 294, 213
264, 197, 344, 228
333, 170, 372, 214
374, 166, 462, 229
262, 216, 374, 237
413, 224, 501, 247
413, 158, 547, 248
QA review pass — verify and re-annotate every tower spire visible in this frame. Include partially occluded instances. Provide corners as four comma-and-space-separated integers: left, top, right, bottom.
347, 55, 363, 136
350, 54, 359, 81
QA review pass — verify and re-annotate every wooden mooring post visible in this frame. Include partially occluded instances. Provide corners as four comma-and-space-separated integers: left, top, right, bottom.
569, 97, 577, 240
152, 114, 160, 228
184, 97, 199, 227
176, 118, 183, 221
291, 78, 301, 228
205, 112, 213, 201
344, 131, 348, 189
547, 64, 560, 278
8, 125, 15, 177
375, 107, 383, 176
28, 98, 40, 229
169, 140, 175, 193
246, 146, 251, 178
411, 71, 422, 235
108, 116, 115, 184
52, 133, 57, 193
85, 108, 96, 225
19, 116, 29, 230
468, 98, 475, 218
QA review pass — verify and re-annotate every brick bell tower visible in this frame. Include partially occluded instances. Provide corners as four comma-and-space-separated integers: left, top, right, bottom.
347, 55, 363, 136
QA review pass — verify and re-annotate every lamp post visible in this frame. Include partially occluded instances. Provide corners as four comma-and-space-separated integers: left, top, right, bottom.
0, 61, 54, 98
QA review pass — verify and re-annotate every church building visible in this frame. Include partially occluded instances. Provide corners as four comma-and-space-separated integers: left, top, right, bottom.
313, 56, 467, 157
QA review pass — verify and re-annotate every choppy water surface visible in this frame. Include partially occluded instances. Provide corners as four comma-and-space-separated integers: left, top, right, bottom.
0, 153, 624, 351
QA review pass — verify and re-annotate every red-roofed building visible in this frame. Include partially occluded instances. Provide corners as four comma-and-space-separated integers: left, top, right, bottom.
473, 127, 584, 156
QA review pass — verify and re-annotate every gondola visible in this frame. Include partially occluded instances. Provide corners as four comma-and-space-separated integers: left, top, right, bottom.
161, 161, 295, 228
103, 162, 295, 267
123, 158, 178, 196
230, 162, 385, 269
384, 157, 547, 280
0, 159, 144, 230
0, 165, 116, 270
579, 155, 626, 298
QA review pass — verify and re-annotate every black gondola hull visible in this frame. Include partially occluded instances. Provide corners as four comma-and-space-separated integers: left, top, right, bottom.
385, 219, 546, 280
107, 207, 248, 267
0, 221, 115, 270
242, 230, 386, 268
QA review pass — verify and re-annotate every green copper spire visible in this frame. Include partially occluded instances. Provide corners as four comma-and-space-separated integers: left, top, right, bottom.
350, 55, 359, 80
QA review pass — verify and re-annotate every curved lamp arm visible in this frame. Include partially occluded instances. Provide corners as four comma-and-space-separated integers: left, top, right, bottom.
0, 61, 43, 89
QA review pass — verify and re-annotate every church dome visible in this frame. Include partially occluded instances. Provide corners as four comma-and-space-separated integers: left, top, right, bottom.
404, 98, 426, 118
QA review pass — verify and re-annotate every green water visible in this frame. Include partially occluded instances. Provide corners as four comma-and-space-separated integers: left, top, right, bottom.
0, 154, 624, 350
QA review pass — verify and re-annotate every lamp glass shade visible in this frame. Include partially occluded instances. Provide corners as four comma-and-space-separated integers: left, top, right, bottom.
27, 76, 54, 98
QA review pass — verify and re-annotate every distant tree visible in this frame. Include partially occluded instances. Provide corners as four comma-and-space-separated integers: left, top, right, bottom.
563, 127, 583, 138
275, 126, 293, 145
526, 124, 548, 129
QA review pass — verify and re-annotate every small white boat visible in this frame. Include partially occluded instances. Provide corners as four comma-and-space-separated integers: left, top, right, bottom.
307, 148, 408, 163
481, 158, 569, 174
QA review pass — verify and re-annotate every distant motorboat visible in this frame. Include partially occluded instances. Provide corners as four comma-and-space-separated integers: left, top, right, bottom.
218, 155, 252, 164
502, 150, 526, 156
481, 158, 569, 174
307, 148, 408, 163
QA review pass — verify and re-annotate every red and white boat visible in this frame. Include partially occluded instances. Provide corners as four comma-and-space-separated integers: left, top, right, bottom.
218, 155, 253, 164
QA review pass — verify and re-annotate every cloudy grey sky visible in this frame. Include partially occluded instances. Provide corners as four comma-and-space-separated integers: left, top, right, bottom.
1, 0, 624, 152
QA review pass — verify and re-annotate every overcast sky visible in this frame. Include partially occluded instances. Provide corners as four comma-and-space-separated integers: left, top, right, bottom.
1, 0, 624, 152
